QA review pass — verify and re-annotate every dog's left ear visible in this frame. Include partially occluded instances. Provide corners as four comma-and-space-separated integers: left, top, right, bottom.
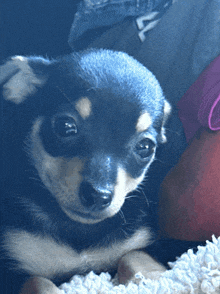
0, 56, 48, 104
158, 100, 172, 143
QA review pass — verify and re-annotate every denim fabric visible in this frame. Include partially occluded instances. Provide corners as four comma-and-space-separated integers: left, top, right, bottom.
69, 0, 168, 43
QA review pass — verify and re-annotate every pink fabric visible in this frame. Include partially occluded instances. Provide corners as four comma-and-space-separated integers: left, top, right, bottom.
178, 55, 220, 142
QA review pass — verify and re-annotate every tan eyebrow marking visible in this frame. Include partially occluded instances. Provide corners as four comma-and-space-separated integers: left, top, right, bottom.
75, 97, 92, 119
136, 112, 152, 132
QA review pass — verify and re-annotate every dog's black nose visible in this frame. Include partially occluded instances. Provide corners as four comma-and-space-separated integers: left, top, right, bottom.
79, 181, 112, 211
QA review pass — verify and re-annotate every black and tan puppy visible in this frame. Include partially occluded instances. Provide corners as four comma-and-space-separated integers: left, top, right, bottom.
0, 49, 170, 293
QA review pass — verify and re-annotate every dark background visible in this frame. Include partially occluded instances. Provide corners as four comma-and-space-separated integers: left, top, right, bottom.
1, 0, 80, 60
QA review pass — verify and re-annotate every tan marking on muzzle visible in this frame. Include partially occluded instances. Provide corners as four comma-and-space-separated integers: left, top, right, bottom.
103, 167, 145, 218
30, 118, 85, 213
75, 97, 92, 119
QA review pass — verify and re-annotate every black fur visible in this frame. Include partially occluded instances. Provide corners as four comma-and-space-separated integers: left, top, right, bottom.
0, 49, 169, 293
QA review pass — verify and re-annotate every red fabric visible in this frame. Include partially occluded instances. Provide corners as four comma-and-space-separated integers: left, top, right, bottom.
159, 128, 220, 241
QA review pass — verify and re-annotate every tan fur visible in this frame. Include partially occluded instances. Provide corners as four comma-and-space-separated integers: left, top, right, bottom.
30, 118, 101, 224
118, 250, 166, 284
30, 118, 85, 212
4, 228, 151, 279
114, 167, 145, 201
136, 112, 152, 133
160, 100, 172, 143
20, 277, 63, 294
75, 97, 92, 119
3, 56, 46, 104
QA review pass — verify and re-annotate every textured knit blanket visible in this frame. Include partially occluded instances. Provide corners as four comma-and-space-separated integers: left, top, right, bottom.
59, 236, 220, 294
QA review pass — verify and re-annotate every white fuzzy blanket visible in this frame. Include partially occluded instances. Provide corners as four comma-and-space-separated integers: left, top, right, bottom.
59, 236, 220, 294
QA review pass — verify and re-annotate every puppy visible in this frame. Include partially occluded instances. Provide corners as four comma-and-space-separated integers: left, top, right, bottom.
0, 49, 169, 293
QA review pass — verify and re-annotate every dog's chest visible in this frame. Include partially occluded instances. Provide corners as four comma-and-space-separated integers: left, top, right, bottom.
4, 228, 150, 280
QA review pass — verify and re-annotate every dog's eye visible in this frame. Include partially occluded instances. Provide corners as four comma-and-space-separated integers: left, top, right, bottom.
136, 138, 155, 158
53, 116, 77, 137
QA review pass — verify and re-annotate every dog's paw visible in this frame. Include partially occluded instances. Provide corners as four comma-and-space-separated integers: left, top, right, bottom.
20, 277, 63, 294
118, 250, 166, 285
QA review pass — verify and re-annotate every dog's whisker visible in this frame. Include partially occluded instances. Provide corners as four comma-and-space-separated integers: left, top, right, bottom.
120, 228, 129, 237
166, 128, 182, 136
119, 210, 127, 224
125, 194, 139, 200
153, 157, 167, 164
29, 176, 42, 182
56, 86, 74, 106
139, 189, 150, 207
139, 209, 147, 217
136, 185, 146, 195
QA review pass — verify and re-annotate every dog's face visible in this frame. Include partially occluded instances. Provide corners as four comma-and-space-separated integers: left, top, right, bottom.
1, 50, 170, 224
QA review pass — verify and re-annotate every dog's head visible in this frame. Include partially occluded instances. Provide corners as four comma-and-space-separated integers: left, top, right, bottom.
1, 49, 170, 224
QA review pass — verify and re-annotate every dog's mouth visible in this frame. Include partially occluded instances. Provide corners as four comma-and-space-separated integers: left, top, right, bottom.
63, 207, 100, 219
61, 206, 113, 224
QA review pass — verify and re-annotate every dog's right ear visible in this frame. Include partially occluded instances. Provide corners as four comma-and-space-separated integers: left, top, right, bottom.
158, 100, 172, 144
0, 56, 50, 104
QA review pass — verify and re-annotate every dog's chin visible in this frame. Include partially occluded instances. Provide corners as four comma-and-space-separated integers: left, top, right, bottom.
61, 206, 120, 225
